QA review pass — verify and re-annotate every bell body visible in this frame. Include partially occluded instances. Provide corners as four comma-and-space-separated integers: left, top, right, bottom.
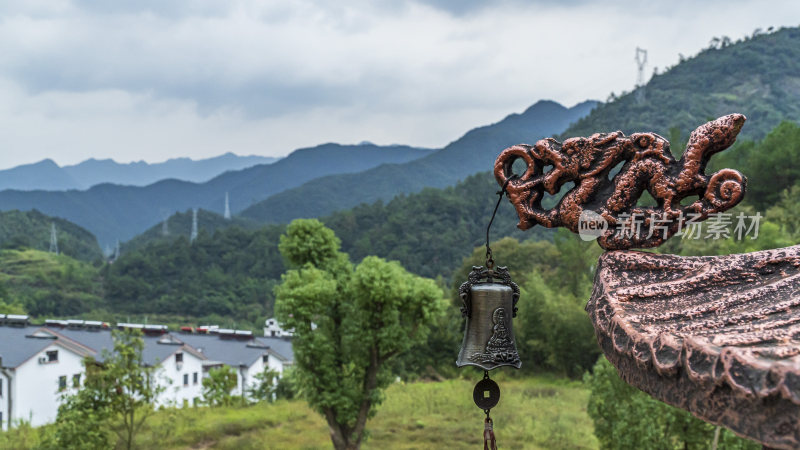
457, 282, 521, 370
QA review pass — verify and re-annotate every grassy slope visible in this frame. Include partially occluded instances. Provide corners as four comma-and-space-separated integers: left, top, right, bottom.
0, 376, 597, 449
0, 249, 104, 316
143, 375, 596, 449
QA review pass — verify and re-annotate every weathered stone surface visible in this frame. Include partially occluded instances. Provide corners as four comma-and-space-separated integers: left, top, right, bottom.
494, 114, 747, 250
587, 246, 800, 448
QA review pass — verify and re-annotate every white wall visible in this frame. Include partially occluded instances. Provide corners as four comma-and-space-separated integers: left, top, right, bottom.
0, 370, 10, 431
12, 343, 85, 428
155, 348, 205, 408
233, 352, 284, 401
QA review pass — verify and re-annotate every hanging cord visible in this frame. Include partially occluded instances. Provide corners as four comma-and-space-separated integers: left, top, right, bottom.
485, 176, 515, 269
482, 370, 498, 450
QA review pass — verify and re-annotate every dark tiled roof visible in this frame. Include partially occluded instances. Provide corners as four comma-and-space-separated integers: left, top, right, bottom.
0, 326, 293, 369
177, 333, 279, 367
0, 326, 67, 368
255, 336, 294, 362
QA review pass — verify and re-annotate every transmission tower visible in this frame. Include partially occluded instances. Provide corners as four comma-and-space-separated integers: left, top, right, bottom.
49, 223, 59, 254
161, 210, 170, 236
224, 192, 231, 220
190, 208, 198, 243
635, 47, 648, 104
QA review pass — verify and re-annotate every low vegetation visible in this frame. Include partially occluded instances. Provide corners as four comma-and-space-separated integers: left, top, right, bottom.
0, 375, 598, 449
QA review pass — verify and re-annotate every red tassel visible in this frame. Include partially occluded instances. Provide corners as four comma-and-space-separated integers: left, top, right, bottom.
484, 417, 497, 450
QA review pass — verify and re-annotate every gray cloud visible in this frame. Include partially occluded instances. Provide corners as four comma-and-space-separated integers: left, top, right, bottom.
0, 0, 797, 169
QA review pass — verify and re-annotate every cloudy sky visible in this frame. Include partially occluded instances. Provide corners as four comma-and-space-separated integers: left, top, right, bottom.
0, 0, 798, 169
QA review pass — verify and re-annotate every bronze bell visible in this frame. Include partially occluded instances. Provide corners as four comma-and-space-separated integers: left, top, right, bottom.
457, 265, 521, 370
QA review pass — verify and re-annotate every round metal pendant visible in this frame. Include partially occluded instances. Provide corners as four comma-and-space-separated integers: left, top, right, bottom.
473, 377, 500, 410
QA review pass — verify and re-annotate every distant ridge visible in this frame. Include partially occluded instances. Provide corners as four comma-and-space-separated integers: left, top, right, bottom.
0, 153, 280, 191
240, 100, 597, 223
0, 144, 432, 246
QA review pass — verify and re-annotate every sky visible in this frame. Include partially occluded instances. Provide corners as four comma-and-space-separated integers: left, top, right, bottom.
0, 0, 799, 169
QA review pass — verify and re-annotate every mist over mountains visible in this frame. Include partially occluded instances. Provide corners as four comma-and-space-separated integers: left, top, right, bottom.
0, 153, 280, 191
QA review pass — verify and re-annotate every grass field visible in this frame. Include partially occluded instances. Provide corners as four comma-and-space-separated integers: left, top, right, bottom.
0, 374, 598, 449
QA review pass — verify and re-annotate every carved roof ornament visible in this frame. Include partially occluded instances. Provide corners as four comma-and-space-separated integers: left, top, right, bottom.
588, 247, 800, 449
494, 114, 747, 250
495, 114, 800, 448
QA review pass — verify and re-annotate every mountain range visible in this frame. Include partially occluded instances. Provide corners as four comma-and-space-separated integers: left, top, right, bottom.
240, 100, 597, 223
0, 153, 279, 191
0, 144, 431, 246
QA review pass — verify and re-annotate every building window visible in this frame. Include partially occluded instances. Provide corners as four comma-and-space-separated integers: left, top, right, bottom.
183, 374, 189, 387
58, 375, 67, 392
270, 331, 276, 337
72, 374, 81, 389
175, 352, 183, 363
193, 372, 198, 385
262, 354, 269, 364
47, 350, 59, 362
0, 378, 3, 397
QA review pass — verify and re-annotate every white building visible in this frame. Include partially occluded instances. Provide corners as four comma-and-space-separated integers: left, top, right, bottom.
263, 318, 294, 338
0, 317, 293, 430
0, 321, 91, 429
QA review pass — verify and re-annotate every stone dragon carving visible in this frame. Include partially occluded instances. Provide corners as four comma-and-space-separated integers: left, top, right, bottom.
493, 114, 747, 250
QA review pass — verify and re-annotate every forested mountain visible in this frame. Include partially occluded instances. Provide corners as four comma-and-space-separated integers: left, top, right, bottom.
0, 153, 279, 192
0, 144, 431, 247
5, 117, 800, 337
0, 210, 103, 262
562, 27, 800, 142
240, 100, 597, 223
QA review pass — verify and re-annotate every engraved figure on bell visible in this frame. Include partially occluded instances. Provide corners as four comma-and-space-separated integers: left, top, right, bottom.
469, 307, 520, 365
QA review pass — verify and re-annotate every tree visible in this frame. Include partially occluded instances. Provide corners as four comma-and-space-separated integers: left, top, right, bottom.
586, 357, 759, 449
202, 365, 238, 407
275, 219, 445, 450
248, 367, 280, 402
54, 329, 163, 450
52, 359, 113, 450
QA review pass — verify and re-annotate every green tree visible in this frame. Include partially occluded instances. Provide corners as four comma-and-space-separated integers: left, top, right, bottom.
586, 357, 758, 449
202, 365, 238, 407
248, 367, 280, 402
54, 329, 163, 450
105, 329, 164, 450
52, 360, 113, 450
275, 219, 446, 450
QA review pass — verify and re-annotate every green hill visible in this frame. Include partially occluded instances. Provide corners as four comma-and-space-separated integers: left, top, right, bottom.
0, 248, 104, 316
121, 208, 261, 254
0, 209, 103, 262
562, 27, 800, 142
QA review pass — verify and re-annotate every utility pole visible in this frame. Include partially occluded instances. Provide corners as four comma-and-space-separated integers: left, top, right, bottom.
224, 192, 231, 220
161, 210, 170, 236
635, 47, 648, 105
191, 208, 198, 243
113, 240, 120, 261
49, 223, 59, 255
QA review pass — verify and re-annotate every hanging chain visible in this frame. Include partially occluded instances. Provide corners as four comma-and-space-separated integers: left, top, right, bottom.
485, 176, 515, 269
